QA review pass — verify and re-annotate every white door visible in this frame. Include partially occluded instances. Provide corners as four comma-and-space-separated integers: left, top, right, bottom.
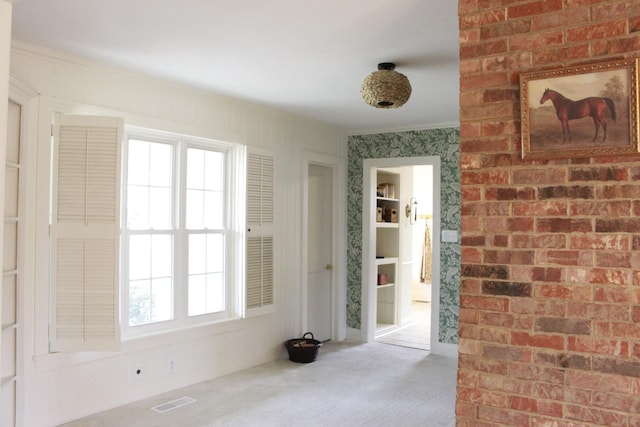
307, 164, 332, 341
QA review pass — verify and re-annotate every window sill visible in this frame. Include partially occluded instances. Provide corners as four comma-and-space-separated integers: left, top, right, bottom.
34, 316, 245, 371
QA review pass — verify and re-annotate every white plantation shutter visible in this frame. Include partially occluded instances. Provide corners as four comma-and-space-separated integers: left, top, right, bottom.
50, 114, 122, 352
246, 152, 274, 314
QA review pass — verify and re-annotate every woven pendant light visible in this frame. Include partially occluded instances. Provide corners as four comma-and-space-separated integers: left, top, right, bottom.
361, 62, 412, 108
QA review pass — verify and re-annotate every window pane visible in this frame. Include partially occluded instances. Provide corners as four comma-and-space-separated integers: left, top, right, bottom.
129, 279, 150, 325
151, 235, 172, 278
205, 273, 225, 313
151, 278, 172, 322
186, 189, 204, 229
149, 187, 171, 229
128, 234, 173, 326
188, 233, 225, 316
204, 151, 223, 191
127, 139, 173, 230
206, 234, 224, 272
188, 274, 206, 316
128, 140, 150, 186
186, 148, 224, 230
127, 186, 149, 230
129, 235, 151, 281
204, 191, 223, 229
187, 149, 204, 189
149, 143, 172, 187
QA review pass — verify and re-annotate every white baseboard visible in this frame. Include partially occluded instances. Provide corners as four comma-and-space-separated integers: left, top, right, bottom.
345, 327, 364, 342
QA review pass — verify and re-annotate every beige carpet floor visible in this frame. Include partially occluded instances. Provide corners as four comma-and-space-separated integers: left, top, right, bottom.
63, 341, 457, 427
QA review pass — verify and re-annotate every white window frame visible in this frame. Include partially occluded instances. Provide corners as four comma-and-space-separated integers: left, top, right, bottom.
121, 127, 246, 339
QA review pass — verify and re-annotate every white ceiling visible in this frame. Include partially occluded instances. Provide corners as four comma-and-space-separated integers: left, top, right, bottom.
10, 0, 460, 134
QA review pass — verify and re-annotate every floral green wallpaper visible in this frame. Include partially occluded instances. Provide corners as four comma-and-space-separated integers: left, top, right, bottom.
347, 128, 461, 344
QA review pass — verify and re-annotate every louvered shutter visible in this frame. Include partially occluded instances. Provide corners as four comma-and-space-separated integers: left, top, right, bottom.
50, 114, 122, 352
246, 152, 274, 315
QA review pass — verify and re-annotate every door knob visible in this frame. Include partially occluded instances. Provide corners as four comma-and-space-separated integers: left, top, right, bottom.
325, 264, 333, 271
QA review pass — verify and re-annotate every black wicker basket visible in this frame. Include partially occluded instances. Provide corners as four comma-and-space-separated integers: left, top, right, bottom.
285, 332, 322, 363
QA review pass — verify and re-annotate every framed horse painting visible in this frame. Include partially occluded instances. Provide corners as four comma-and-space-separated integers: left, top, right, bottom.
520, 58, 639, 160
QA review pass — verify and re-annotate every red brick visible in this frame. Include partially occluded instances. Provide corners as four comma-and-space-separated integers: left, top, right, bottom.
484, 52, 533, 73
478, 405, 531, 426
566, 370, 631, 393
509, 31, 564, 51
461, 186, 482, 201
568, 336, 629, 357
483, 344, 532, 362
459, 89, 482, 107
458, 353, 509, 376
565, 403, 628, 426
537, 218, 592, 233
570, 166, 629, 182
594, 285, 639, 303
460, 8, 507, 30
460, 101, 512, 121
460, 153, 483, 170
511, 331, 565, 350
509, 363, 565, 384
592, 390, 640, 413
462, 247, 483, 263
533, 44, 592, 66
512, 168, 566, 184
462, 215, 481, 232
537, 250, 581, 266
597, 251, 631, 268
571, 200, 631, 217
593, 34, 640, 56
461, 295, 510, 312
459, 338, 483, 356
537, 284, 591, 301
481, 326, 511, 344
460, 28, 481, 44
480, 312, 514, 328
460, 122, 482, 138
508, 0, 563, 18
598, 184, 640, 199
512, 234, 566, 249
566, 20, 628, 42
459, 308, 480, 325
570, 234, 629, 250
513, 200, 568, 216
568, 268, 630, 285
461, 170, 510, 185
511, 298, 567, 316
531, 7, 590, 30
568, 303, 629, 322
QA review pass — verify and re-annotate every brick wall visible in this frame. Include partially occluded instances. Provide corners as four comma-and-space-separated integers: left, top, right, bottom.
457, 1, 640, 425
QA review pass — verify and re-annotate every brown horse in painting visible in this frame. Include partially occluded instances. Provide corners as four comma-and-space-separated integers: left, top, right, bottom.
539, 88, 617, 143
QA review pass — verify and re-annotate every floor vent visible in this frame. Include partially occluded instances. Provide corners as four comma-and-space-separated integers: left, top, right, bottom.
151, 396, 196, 414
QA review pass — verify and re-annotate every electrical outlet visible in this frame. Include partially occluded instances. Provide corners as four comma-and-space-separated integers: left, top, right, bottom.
133, 364, 143, 380
168, 359, 175, 373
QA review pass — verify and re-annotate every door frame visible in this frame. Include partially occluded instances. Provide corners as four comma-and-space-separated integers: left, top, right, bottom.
301, 151, 347, 341
6, 76, 38, 427
361, 156, 442, 353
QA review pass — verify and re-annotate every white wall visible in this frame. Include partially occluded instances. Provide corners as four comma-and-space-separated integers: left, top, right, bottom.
9, 41, 347, 426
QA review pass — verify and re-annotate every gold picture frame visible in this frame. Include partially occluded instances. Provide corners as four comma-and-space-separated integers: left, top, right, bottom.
520, 58, 639, 160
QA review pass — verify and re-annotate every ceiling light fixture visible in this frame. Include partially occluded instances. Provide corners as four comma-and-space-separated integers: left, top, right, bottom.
361, 62, 412, 109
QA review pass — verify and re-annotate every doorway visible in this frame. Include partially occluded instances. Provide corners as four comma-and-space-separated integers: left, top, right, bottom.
376, 164, 433, 350
361, 156, 441, 353
302, 154, 347, 343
